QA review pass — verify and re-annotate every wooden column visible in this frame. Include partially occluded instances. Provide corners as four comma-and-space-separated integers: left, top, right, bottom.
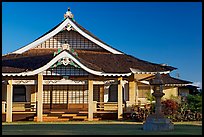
88, 80, 93, 121
135, 82, 139, 105
6, 80, 13, 122
118, 77, 123, 120
129, 80, 136, 105
37, 73, 43, 122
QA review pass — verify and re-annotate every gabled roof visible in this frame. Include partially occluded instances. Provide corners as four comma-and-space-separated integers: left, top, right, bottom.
2, 49, 130, 76
2, 49, 175, 76
2, 9, 178, 77
10, 16, 123, 55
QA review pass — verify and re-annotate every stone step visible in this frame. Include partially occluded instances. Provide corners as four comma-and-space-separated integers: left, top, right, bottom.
73, 116, 87, 119
34, 117, 70, 122
61, 114, 77, 117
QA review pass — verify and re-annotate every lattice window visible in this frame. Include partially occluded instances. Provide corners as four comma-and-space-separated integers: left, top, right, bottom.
43, 85, 88, 104
68, 85, 88, 104
54, 85, 67, 104
34, 30, 105, 51
44, 65, 89, 76
43, 86, 51, 104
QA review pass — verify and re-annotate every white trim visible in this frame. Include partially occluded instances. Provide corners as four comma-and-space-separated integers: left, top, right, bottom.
165, 84, 188, 87
11, 18, 122, 54
101, 73, 131, 77
12, 80, 36, 85
67, 18, 122, 54
140, 80, 150, 85
43, 79, 86, 85
11, 79, 107, 85
2, 51, 131, 77
130, 68, 170, 74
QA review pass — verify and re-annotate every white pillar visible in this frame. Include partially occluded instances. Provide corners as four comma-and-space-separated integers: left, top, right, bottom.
118, 77, 123, 120
135, 82, 139, 105
37, 73, 43, 122
88, 80, 93, 121
6, 80, 13, 122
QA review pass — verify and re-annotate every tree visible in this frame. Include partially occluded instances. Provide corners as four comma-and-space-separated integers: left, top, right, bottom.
186, 94, 202, 113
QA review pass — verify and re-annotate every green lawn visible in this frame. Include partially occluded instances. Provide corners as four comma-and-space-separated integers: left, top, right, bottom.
2, 121, 202, 135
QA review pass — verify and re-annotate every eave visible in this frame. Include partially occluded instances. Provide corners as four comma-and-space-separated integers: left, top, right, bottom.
2, 50, 130, 77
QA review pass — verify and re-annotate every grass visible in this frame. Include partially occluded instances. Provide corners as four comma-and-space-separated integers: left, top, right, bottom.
2, 121, 202, 135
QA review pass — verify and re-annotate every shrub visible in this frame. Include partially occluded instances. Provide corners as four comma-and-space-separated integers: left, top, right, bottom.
161, 99, 179, 116
186, 94, 202, 113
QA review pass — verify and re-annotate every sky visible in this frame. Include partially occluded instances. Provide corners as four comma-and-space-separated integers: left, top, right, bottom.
2, 2, 202, 89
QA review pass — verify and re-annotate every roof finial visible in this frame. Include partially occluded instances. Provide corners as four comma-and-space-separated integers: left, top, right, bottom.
64, 7, 74, 19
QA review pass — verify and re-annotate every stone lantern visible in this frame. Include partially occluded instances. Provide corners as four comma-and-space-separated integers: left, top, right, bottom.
143, 73, 174, 131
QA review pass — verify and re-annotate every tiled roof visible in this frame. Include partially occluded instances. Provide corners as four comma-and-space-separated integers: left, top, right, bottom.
140, 74, 192, 84
73, 20, 123, 54
2, 49, 176, 74
78, 52, 175, 73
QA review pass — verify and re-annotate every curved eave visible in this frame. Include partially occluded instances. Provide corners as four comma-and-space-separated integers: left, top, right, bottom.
130, 68, 170, 74
164, 84, 189, 87
2, 50, 131, 77
11, 18, 122, 54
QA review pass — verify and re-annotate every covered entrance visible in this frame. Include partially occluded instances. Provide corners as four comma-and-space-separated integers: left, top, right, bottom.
43, 85, 88, 112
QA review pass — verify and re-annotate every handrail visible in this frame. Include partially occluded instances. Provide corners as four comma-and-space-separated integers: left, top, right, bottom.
95, 102, 125, 112
12, 101, 37, 112
96, 102, 118, 104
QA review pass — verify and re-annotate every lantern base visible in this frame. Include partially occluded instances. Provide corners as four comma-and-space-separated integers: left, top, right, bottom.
143, 114, 174, 131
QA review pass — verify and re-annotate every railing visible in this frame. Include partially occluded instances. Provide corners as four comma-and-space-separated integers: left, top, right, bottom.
2, 101, 6, 113
94, 102, 125, 112
2, 102, 37, 112
13, 102, 33, 112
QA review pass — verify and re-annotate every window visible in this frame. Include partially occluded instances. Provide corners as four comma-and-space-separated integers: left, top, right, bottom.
13, 85, 26, 102
138, 86, 150, 98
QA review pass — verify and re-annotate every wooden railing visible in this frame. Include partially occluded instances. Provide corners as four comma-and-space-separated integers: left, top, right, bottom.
2, 102, 36, 112
94, 102, 125, 112
2, 101, 6, 113
13, 102, 33, 112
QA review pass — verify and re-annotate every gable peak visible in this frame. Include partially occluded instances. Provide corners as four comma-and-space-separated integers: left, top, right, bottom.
64, 7, 74, 19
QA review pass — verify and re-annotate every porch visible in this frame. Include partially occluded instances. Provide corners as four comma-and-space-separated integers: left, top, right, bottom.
2, 73, 153, 122
2, 101, 127, 122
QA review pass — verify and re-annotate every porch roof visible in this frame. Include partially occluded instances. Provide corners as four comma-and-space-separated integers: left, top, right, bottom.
2, 49, 176, 75
139, 74, 192, 85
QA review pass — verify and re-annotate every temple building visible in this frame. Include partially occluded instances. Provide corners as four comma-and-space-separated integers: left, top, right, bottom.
2, 8, 192, 122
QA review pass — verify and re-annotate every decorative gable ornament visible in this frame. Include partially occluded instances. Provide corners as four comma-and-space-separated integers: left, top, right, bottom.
51, 43, 80, 68
64, 7, 74, 19
62, 43, 70, 51
62, 23, 75, 31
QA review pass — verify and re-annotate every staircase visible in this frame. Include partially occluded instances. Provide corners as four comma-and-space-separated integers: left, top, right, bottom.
33, 112, 101, 122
